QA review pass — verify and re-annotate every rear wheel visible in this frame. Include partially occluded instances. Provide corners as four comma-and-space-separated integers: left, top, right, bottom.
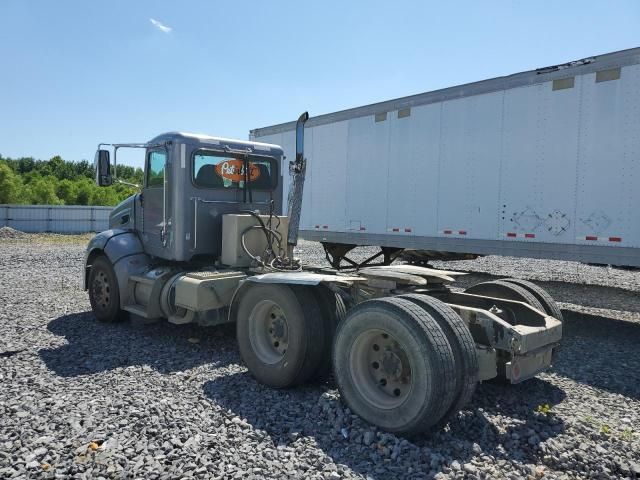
464, 280, 546, 382
88, 255, 127, 323
237, 284, 324, 388
399, 294, 478, 427
333, 297, 456, 435
499, 278, 564, 363
499, 278, 563, 322
465, 279, 545, 314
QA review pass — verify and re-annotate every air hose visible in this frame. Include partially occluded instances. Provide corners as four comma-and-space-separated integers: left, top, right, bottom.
238, 209, 300, 271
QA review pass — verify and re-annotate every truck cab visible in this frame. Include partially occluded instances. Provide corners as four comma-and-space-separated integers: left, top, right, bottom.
105, 132, 284, 262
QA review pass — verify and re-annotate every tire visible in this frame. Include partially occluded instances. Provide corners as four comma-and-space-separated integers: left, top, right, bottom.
310, 287, 346, 381
398, 294, 478, 427
237, 283, 324, 388
464, 280, 545, 314
335, 294, 347, 322
88, 255, 127, 323
499, 278, 563, 323
499, 278, 564, 364
332, 297, 456, 436
464, 280, 545, 382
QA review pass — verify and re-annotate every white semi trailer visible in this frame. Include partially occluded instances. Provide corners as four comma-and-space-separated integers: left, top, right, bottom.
250, 47, 640, 268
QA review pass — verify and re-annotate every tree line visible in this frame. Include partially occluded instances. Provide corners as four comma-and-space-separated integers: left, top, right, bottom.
0, 154, 143, 206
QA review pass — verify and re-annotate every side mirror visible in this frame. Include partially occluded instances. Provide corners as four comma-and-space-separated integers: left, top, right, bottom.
95, 149, 112, 186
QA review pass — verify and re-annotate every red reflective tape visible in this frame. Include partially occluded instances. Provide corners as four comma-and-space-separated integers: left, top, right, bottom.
404, 228, 412, 233
525, 233, 535, 239
609, 237, 622, 242
507, 232, 517, 238
586, 236, 598, 241
392, 228, 399, 232
458, 230, 467, 235
443, 230, 452, 234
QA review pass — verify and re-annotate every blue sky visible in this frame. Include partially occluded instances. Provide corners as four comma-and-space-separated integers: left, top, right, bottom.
1, 1, 638, 168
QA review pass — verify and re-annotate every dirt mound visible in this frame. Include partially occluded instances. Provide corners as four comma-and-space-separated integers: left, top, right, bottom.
0, 226, 27, 239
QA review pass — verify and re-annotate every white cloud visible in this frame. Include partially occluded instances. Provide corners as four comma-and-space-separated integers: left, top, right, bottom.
150, 18, 172, 34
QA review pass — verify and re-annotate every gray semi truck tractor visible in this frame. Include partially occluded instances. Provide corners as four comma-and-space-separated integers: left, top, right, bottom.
84, 113, 562, 436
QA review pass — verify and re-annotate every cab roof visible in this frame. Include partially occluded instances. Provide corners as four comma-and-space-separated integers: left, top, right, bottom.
149, 131, 283, 155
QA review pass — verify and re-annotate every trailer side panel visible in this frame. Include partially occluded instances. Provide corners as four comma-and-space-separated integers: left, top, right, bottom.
252, 49, 640, 267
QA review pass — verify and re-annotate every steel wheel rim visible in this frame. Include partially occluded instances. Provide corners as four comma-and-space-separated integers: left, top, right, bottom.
248, 300, 289, 365
349, 329, 413, 409
92, 270, 111, 310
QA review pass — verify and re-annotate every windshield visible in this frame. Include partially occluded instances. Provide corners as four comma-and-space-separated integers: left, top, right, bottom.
193, 151, 278, 190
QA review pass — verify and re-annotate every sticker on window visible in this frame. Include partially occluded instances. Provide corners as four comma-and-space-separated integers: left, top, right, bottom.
215, 159, 261, 183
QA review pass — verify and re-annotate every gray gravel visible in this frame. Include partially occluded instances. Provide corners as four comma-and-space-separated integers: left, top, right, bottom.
0, 227, 27, 239
0, 236, 639, 479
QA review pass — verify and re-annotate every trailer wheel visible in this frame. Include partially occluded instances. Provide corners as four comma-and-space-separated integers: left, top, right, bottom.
237, 283, 324, 388
88, 255, 127, 323
398, 294, 478, 427
465, 280, 545, 314
333, 297, 456, 435
499, 278, 563, 322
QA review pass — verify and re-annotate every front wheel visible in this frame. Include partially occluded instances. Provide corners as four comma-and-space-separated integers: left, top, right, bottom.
88, 255, 127, 323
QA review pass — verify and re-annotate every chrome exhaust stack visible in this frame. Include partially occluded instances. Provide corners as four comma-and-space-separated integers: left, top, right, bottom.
285, 111, 309, 262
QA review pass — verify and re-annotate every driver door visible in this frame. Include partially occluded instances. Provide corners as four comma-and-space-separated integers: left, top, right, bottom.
141, 150, 167, 252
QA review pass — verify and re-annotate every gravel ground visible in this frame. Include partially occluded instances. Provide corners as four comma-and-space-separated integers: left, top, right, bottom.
0, 236, 639, 479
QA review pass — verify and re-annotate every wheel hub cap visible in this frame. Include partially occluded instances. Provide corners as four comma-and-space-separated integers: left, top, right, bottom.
350, 329, 413, 409
92, 271, 110, 309
249, 301, 289, 364
380, 351, 403, 380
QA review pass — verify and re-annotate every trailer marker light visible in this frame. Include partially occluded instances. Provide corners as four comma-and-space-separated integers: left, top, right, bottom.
525, 233, 535, 239
360, 226, 366, 231
507, 232, 517, 238
315, 225, 320, 229
404, 228, 412, 233
458, 230, 467, 235
609, 237, 622, 242
586, 236, 598, 241
323, 225, 328, 229
443, 230, 453, 235
391, 228, 399, 232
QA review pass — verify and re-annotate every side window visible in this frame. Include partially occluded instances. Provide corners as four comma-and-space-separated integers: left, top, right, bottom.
146, 151, 166, 188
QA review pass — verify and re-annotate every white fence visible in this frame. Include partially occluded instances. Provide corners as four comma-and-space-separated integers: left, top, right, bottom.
0, 205, 112, 233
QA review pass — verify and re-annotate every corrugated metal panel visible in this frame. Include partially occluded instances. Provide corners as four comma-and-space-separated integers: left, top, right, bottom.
576, 63, 640, 248
251, 47, 640, 137
0, 205, 112, 233
253, 56, 640, 267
